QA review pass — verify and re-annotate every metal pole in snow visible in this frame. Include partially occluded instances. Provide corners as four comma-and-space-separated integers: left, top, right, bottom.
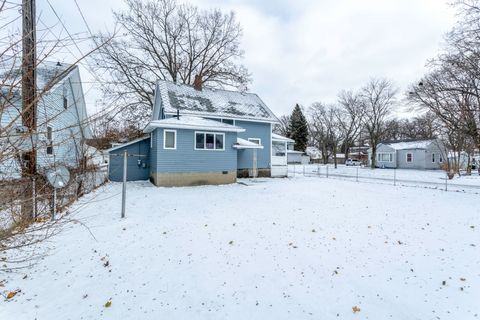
303, 164, 305, 176
52, 188, 56, 220
356, 167, 359, 182
445, 172, 448, 191
121, 149, 127, 218
326, 165, 329, 178
394, 168, 396, 186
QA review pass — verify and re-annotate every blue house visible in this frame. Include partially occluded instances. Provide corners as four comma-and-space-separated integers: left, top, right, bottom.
108, 80, 290, 186
0, 60, 91, 179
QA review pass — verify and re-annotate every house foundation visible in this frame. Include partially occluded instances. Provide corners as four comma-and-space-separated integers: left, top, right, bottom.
150, 171, 236, 187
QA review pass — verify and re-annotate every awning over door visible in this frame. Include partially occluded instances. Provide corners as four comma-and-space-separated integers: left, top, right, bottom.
233, 138, 264, 149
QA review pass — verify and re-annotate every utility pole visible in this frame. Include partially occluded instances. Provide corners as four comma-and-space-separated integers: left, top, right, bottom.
21, 0, 37, 219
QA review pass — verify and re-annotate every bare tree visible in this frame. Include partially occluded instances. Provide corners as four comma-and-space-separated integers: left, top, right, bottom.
93, 0, 250, 125
273, 115, 290, 137
361, 78, 397, 168
337, 90, 365, 159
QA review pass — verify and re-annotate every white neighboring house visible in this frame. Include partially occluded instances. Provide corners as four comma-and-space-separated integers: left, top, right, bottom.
368, 139, 445, 169
0, 60, 91, 179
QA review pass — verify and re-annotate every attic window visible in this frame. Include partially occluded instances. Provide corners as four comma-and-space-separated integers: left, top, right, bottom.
46, 126, 53, 155
406, 153, 413, 163
63, 96, 68, 109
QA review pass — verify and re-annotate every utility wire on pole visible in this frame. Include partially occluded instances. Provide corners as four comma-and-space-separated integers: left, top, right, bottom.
21, 0, 37, 220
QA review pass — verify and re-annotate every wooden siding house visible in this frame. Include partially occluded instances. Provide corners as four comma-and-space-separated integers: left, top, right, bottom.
0, 60, 91, 179
368, 139, 445, 170
108, 80, 289, 186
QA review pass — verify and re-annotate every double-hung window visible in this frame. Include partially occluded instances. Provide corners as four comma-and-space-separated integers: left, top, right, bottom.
163, 130, 176, 150
406, 153, 413, 163
195, 132, 224, 150
46, 126, 54, 155
432, 153, 435, 163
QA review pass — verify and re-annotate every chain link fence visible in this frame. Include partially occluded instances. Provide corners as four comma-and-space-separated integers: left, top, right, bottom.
288, 164, 480, 194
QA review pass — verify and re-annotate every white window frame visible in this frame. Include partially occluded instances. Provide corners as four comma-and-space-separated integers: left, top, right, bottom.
406, 153, 413, 163
248, 138, 261, 145
377, 152, 393, 162
163, 129, 176, 150
194, 131, 225, 151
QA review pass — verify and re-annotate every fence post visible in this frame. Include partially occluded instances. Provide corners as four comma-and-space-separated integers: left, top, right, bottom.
394, 168, 396, 186
356, 167, 359, 182
326, 165, 329, 178
445, 172, 448, 191
121, 150, 127, 218
303, 164, 305, 176
317, 163, 320, 177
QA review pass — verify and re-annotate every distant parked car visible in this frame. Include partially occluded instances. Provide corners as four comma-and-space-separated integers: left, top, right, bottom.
345, 158, 361, 166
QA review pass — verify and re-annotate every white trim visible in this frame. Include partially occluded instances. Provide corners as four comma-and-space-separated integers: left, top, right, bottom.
164, 112, 279, 124
406, 152, 413, 163
234, 138, 264, 149
163, 129, 177, 150
248, 138, 261, 145
194, 131, 225, 151
144, 121, 245, 133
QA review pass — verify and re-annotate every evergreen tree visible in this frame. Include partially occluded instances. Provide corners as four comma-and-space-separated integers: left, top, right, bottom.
288, 104, 309, 151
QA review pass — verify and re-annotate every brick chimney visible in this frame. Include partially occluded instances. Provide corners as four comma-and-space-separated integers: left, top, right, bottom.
193, 74, 203, 91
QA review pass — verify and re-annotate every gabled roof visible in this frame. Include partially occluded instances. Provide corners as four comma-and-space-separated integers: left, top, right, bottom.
379, 139, 438, 150
152, 80, 279, 123
143, 116, 245, 133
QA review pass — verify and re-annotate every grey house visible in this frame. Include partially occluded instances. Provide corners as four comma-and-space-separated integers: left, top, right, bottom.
368, 139, 445, 170
0, 60, 91, 179
108, 80, 290, 186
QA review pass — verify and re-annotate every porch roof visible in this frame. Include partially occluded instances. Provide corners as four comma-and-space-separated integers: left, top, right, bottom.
233, 137, 264, 149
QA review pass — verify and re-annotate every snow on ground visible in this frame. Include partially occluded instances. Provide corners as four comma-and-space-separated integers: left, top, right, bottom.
1, 176, 479, 319
291, 164, 480, 189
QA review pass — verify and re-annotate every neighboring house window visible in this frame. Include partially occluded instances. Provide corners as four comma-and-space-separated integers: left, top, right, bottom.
195, 132, 224, 150
439, 155, 443, 163
406, 153, 413, 163
432, 153, 435, 163
377, 152, 393, 162
222, 119, 234, 125
272, 141, 286, 157
248, 138, 261, 145
163, 129, 176, 149
46, 126, 53, 155
63, 96, 68, 109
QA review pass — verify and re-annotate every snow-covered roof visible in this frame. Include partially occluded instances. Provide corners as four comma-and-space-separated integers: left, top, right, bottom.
272, 133, 294, 142
233, 137, 264, 149
107, 136, 150, 153
153, 80, 279, 123
380, 139, 436, 150
0, 57, 73, 93
143, 116, 245, 133
287, 150, 303, 154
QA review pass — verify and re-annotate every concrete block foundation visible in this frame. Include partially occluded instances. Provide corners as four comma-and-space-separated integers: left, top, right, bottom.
150, 171, 236, 187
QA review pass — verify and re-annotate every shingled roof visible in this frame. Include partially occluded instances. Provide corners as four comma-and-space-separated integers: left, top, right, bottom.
152, 80, 279, 123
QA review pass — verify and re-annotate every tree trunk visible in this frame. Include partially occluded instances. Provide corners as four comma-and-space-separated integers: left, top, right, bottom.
333, 144, 338, 169
370, 145, 376, 169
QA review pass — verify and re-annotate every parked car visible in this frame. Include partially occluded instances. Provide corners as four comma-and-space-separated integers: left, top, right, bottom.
345, 158, 361, 166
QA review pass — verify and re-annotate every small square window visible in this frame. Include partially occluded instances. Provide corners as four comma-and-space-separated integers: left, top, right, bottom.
164, 130, 176, 149
47, 145, 53, 155
248, 138, 261, 145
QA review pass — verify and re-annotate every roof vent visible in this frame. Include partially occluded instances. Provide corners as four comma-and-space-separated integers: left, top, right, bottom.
56, 61, 62, 67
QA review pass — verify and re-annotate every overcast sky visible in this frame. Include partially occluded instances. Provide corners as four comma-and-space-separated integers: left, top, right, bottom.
32, 0, 456, 117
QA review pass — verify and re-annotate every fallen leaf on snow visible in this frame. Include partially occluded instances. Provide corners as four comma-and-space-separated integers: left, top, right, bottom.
6, 291, 17, 299
104, 300, 112, 308
352, 306, 361, 313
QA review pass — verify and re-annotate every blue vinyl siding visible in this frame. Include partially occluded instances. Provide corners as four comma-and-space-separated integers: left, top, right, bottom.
153, 129, 237, 173
236, 120, 271, 169
109, 138, 150, 181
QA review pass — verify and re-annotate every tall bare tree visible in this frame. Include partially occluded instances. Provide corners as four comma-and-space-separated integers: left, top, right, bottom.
361, 78, 397, 168
93, 0, 250, 125
337, 90, 365, 159
273, 114, 290, 137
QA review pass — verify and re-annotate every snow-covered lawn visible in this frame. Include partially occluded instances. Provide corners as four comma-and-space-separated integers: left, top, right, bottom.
291, 164, 480, 190
1, 177, 479, 319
